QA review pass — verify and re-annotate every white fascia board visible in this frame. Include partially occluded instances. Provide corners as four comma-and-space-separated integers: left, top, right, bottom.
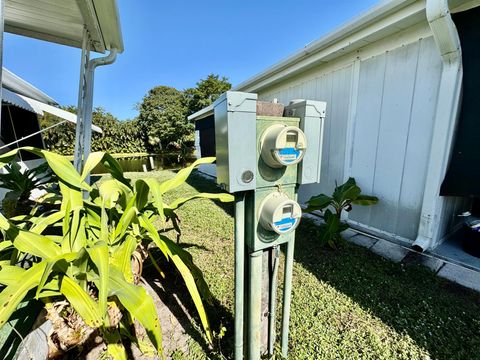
188, 104, 214, 122
81, 0, 124, 53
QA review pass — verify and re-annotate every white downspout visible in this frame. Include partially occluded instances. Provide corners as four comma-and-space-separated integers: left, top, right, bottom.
413, 0, 462, 251
82, 49, 118, 165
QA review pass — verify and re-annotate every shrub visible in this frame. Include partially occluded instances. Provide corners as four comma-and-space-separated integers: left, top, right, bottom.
305, 178, 378, 248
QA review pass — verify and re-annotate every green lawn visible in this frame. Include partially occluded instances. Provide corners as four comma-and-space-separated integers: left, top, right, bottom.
119, 170, 480, 360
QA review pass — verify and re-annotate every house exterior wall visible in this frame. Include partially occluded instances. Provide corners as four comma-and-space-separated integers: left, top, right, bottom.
260, 65, 354, 201
256, 31, 467, 244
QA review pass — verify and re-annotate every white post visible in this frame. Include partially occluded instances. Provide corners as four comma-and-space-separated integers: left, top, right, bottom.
81, 49, 117, 183
73, 28, 90, 172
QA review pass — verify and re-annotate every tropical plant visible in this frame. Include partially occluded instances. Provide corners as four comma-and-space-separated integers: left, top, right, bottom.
305, 177, 378, 248
0, 147, 233, 359
0, 161, 54, 217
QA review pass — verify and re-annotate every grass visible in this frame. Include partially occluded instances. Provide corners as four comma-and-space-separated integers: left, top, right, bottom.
120, 169, 480, 359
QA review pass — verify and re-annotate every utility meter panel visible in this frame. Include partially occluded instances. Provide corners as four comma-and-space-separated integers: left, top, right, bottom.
256, 116, 303, 189
284, 99, 326, 184
213, 91, 258, 193
246, 185, 299, 251
260, 124, 307, 168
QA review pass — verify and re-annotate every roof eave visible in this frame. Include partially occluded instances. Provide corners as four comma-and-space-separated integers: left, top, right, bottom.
188, 104, 214, 122
91, 0, 124, 53
234, 0, 422, 93
4, 0, 123, 54
235, 0, 479, 94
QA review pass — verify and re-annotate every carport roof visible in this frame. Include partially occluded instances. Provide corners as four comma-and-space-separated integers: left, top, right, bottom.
5, 0, 124, 53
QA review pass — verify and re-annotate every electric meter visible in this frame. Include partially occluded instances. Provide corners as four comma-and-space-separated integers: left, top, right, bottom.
258, 192, 302, 234
260, 124, 307, 168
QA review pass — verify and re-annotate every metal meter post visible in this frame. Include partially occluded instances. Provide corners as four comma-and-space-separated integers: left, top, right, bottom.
210, 92, 326, 360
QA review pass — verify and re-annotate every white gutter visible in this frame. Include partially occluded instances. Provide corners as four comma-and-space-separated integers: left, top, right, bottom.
413, 0, 463, 251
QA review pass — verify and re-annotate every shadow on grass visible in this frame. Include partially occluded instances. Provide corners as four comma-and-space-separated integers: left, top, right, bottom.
293, 219, 480, 359
185, 171, 234, 218
144, 249, 234, 359
179, 243, 212, 252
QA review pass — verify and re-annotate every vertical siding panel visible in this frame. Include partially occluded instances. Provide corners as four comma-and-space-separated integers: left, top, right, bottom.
298, 66, 353, 202
349, 54, 387, 226
396, 38, 442, 239
317, 73, 334, 195
277, 89, 288, 105
328, 67, 350, 188
369, 43, 419, 234
304, 78, 316, 100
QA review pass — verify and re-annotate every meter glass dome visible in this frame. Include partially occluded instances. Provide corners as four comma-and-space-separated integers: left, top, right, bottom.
260, 125, 307, 168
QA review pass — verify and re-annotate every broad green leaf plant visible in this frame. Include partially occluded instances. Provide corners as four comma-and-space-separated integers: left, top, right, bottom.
0, 147, 233, 359
305, 177, 378, 248
0, 161, 54, 217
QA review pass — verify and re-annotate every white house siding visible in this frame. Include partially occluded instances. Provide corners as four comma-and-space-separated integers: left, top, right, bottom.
349, 38, 442, 241
257, 36, 466, 243
259, 65, 354, 202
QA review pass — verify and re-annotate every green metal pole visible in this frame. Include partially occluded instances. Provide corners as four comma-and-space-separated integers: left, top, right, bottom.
234, 193, 246, 360
248, 250, 263, 360
281, 238, 295, 358
268, 245, 280, 355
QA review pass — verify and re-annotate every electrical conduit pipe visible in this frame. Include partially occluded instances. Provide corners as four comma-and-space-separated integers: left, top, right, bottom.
234, 193, 246, 359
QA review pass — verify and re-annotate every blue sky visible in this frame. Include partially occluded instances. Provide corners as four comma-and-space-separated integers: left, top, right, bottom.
4, 0, 378, 120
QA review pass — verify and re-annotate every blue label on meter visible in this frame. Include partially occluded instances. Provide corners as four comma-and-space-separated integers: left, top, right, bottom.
273, 217, 297, 233
277, 147, 301, 163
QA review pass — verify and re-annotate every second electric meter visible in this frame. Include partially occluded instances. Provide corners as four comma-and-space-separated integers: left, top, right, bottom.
258, 192, 302, 234
260, 125, 307, 168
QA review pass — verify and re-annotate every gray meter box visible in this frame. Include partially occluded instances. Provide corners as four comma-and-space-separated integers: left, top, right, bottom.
284, 100, 326, 185
214, 91, 258, 193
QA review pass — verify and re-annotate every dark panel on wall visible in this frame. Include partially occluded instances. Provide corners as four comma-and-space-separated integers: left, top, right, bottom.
195, 115, 216, 157
441, 7, 480, 197
1, 105, 43, 160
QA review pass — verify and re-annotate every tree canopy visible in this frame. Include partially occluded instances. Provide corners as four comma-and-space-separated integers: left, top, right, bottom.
40, 73, 231, 156
40, 107, 146, 155
137, 86, 191, 152
185, 74, 232, 115
136, 74, 231, 151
